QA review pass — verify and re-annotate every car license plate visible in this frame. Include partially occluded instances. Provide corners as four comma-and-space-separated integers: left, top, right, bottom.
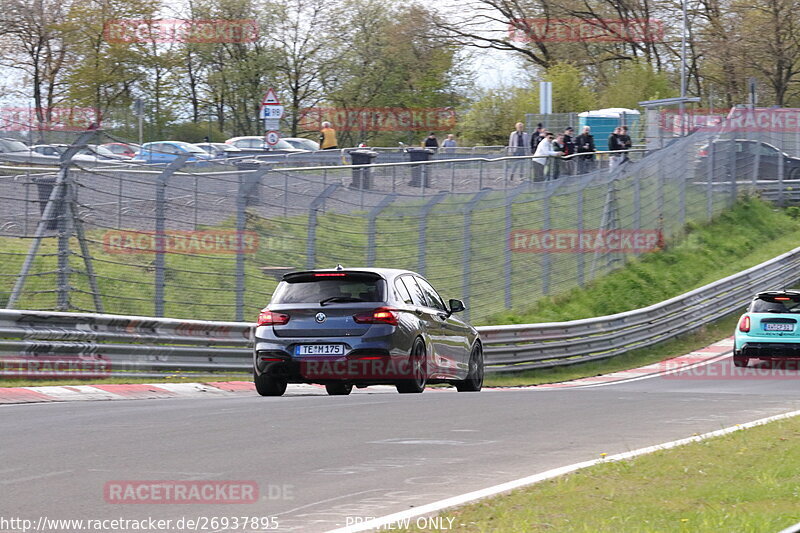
296, 344, 345, 356
764, 323, 794, 331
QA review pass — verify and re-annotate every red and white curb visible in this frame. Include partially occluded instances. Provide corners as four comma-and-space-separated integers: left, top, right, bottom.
534, 337, 733, 389
0, 337, 735, 405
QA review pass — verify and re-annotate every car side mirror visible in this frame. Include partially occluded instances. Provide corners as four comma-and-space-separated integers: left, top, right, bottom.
448, 299, 465, 314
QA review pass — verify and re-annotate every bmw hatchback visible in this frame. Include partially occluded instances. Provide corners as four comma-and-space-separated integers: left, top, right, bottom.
734, 290, 800, 367
253, 268, 483, 396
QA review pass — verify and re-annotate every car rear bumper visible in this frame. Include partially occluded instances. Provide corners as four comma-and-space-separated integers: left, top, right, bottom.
739, 342, 800, 359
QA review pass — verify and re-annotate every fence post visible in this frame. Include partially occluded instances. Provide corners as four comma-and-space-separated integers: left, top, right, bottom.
462, 189, 492, 321
7, 130, 97, 310
504, 183, 531, 308
728, 137, 738, 206
778, 147, 785, 207
306, 184, 341, 270
56, 167, 74, 311
541, 184, 555, 295
154, 155, 190, 317
706, 138, 714, 221
417, 192, 447, 276
366, 194, 397, 267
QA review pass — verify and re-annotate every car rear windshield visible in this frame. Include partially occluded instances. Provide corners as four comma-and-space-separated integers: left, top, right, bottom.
751, 294, 800, 313
272, 272, 385, 304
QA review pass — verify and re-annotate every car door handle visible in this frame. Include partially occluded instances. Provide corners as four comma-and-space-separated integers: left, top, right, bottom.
436, 313, 448, 320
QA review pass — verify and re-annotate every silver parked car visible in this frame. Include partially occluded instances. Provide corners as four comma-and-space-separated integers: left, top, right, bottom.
253, 267, 483, 396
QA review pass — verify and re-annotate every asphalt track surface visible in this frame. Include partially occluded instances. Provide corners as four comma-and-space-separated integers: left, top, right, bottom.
2, 355, 799, 533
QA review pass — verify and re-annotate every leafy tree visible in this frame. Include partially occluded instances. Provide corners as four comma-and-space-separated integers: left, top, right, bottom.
545, 63, 597, 113
458, 86, 538, 145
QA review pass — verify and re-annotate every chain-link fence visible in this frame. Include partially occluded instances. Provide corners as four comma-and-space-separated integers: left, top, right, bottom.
0, 116, 793, 324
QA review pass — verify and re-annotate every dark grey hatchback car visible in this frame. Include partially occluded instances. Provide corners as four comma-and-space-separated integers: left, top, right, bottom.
253, 267, 483, 396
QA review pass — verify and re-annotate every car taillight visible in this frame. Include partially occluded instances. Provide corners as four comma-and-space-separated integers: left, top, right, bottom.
738, 315, 750, 333
353, 307, 399, 326
257, 309, 289, 326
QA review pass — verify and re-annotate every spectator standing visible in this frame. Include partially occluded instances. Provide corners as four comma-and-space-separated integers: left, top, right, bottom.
561, 126, 576, 175
441, 134, 457, 154
618, 125, 633, 163
608, 127, 623, 171
507, 122, 530, 180
319, 121, 338, 150
423, 133, 439, 151
575, 125, 596, 174
531, 123, 545, 151
551, 133, 566, 180
532, 131, 563, 181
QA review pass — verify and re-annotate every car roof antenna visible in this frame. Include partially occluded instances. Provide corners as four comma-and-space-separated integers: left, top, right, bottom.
335, 264, 344, 271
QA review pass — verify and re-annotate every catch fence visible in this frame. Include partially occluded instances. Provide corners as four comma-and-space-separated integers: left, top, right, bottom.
0, 120, 791, 324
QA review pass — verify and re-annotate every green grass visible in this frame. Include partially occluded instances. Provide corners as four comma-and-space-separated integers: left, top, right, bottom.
401, 414, 800, 532
484, 312, 740, 387
486, 196, 800, 324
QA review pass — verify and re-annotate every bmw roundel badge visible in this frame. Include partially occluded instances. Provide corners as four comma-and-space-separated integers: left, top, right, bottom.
315, 312, 326, 323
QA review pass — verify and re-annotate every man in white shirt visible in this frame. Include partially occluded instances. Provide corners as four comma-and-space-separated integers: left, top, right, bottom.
532, 131, 564, 181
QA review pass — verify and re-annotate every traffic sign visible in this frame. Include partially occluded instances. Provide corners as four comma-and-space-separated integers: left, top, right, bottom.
263, 118, 280, 130
262, 88, 280, 106
260, 105, 284, 119
265, 131, 280, 146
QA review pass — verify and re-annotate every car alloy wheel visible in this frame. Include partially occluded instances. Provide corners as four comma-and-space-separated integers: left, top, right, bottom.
456, 344, 484, 392
397, 339, 427, 394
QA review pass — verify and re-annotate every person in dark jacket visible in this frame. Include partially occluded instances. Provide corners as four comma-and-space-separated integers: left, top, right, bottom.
575, 126, 596, 174
561, 126, 576, 175
608, 127, 624, 171
618, 125, 633, 162
530, 123, 545, 151
423, 133, 439, 151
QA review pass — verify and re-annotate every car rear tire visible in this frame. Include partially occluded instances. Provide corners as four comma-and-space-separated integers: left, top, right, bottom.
325, 383, 353, 396
254, 371, 287, 396
455, 343, 484, 392
733, 353, 749, 368
396, 339, 427, 394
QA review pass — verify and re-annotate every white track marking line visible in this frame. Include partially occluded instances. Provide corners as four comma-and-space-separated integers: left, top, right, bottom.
568, 352, 732, 388
324, 407, 800, 533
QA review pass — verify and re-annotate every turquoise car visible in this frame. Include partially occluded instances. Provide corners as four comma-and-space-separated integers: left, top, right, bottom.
734, 290, 800, 367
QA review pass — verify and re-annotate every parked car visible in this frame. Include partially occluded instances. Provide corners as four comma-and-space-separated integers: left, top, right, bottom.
101, 142, 138, 158
132, 141, 214, 164
0, 138, 29, 154
734, 290, 800, 367
195, 142, 243, 159
253, 267, 483, 396
283, 137, 320, 151
224, 136, 306, 154
30, 144, 63, 157
695, 139, 800, 181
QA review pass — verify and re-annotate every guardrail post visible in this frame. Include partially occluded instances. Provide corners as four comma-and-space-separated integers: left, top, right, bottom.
462, 189, 492, 321
417, 192, 447, 276
306, 184, 341, 270
154, 155, 190, 317
366, 194, 397, 267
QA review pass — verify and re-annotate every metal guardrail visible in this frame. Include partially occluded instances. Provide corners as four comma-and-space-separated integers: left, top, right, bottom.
1, 245, 799, 377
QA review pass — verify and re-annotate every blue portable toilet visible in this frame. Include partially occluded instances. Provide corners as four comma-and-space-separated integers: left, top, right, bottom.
578, 108, 641, 150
